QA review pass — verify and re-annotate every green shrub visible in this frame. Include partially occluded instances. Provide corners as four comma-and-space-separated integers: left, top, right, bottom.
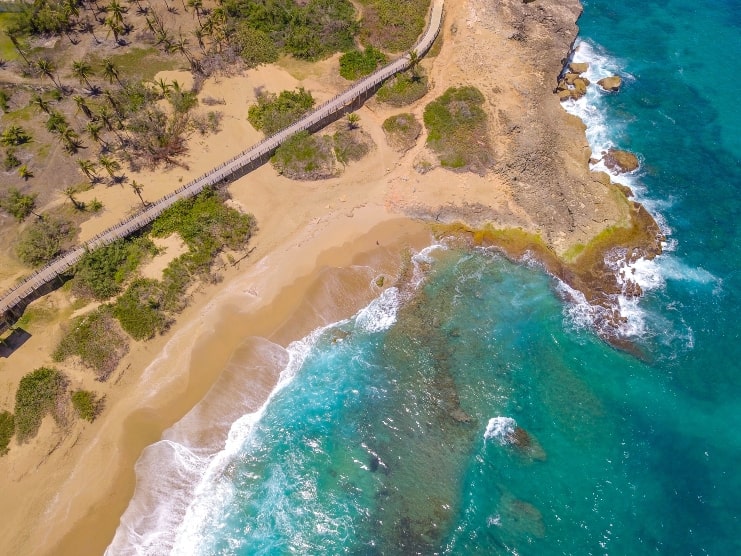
53, 306, 129, 380
112, 278, 169, 341
382, 113, 422, 152
377, 70, 429, 106
0, 186, 36, 221
358, 0, 430, 52
235, 25, 279, 68
423, 86, 494, 174
71, 390, 102, 423
72, 237, 155, 300
272, 131, 337, 180
339, 47, 387, 80
0, 411, 14, 456
14, 367, 67, 443
16, 214, 76, 266
247, 88, 315, 135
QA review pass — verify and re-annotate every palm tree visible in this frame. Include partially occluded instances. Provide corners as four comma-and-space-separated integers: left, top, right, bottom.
105, 17, 123, 44
346, 113, 360, 130
98, 154, 121, 179
63, 186, 84, 210
37, 59, 63, 91
153, 77, 171, 97
101, 57, 121, 86
77, 159, 98, 182
86, 120, 106, 146
18, 164, 33, 180
72, 60, 94, 91
188, 0, 203, 23
106, 0, 126, 26
46, 111, 69, 134
129, 180, 146, 206
29, 93, 51, 114
74, 95, 93, 119
1, 125, 32, 146
59, 127, 84, 154
408, 49, 421, 81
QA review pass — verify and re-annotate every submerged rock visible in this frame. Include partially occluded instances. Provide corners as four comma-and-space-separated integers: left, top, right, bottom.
598, 75, 623, 92
603, 148, 639, 173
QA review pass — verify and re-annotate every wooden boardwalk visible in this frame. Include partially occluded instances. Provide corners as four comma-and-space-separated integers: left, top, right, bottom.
0, 0, 444, 331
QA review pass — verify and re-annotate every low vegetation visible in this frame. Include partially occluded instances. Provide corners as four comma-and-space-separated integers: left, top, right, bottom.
377, 70, 429, 106
333, 128, 374, 165
112, 278, 169, 341
71, 237, 156, 301
358, 0, 430, 52
423, 86, 494, 174
0, 187, 37, 221
339, 47, 387, 80
0, 411, 14, 456
247, 88, 315, 135
53, 189, 256, 377
53, 306, 130, 380
14, 367, 67, 443
272, 131, 337, 180
382, 113, 422, 152
222, 0, 358, 60
15, 214, 77, 267
71, 390, 103, 423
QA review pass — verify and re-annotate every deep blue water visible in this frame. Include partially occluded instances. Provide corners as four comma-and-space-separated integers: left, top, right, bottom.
109, 1, 741, 553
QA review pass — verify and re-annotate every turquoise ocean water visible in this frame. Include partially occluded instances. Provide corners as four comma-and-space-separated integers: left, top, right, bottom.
108, 0, 741, 553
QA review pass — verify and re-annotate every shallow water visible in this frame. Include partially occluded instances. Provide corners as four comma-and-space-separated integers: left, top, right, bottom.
108, 0, 741, 553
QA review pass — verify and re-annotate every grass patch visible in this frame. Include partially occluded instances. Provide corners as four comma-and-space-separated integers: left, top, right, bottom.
88, 48, 178, 82
377, 70, 429, 106
333, 128, 373, 165
358, 0, 430, 52
423, 86, 494, 174
53, 306, 130, 381
71, 390, 103, 423
0, 14, 20, 61
14, 367, 67, 443
339, 47, 387, 80
247, 88, 315, 135
272, 130, 337, 180
71, 237, 156, 301
0, 411, 14, 456
382, 113, 422, 152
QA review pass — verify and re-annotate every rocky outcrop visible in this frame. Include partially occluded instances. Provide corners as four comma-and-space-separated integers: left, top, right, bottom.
556, 72, 590, 100
597, 75, 622, 91
603, 148, 639, 173
569, 61, 589, 74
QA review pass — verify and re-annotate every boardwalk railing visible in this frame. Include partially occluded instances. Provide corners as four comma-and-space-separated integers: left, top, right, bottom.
0, 0, 444, 329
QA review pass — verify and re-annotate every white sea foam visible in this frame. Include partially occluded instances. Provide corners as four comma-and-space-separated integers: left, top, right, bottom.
355, 287, 400, 333
484, 417, 517, 446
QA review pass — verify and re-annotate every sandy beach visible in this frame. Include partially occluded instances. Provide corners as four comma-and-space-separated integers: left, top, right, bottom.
0, 0, 656, 553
